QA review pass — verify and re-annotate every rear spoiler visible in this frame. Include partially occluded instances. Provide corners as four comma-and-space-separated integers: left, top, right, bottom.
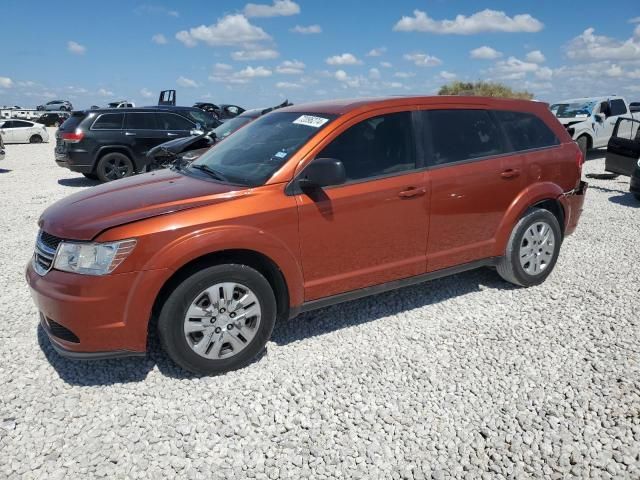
158, 90, 176, 106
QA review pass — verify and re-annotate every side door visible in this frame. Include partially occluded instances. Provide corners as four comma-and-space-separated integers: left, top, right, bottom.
605, 117, 640, 176
156, 112, 195, 142
122, 112, 164, 161
12, 120, 35, 143
419, 108, 524, 272
0, 121, 16, 143
595, 99, 629, 148
295, 110, 429, 301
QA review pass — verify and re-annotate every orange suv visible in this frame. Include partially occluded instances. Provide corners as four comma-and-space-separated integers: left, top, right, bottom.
27, 96, 587, 374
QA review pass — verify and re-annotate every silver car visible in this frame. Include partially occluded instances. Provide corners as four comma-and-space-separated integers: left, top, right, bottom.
36, 100, 73, 112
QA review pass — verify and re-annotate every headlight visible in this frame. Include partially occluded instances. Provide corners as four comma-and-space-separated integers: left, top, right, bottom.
53, 239, 136, 275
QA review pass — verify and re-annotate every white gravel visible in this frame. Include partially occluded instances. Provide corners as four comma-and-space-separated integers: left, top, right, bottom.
0, 133, 639, 479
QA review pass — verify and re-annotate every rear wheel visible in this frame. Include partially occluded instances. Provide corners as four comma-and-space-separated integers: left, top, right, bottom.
497, 208, 562, 287
29, 135, 43, 144
96, 152, 134, 182
158, 264, 276, 375
576, 136, 588, 158
634, 193, 640, 202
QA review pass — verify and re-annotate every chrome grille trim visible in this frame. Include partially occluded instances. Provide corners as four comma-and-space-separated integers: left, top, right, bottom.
33, 230, 60, 276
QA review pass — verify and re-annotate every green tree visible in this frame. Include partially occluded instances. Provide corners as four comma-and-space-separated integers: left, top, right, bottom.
438, 81, 534, 100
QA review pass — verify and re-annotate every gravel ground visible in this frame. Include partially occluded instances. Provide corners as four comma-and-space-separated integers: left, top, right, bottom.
0, 133, 639, 479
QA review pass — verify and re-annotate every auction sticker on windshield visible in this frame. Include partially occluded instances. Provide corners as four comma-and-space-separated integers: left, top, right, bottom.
293, 115, 329, 128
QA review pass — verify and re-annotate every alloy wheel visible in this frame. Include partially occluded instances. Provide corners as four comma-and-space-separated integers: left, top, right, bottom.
183, 282, 262, 360
519, 221, 555, 275
103, 158, 132, 180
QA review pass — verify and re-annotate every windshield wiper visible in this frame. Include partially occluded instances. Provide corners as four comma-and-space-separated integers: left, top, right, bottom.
190, 164, 229, 182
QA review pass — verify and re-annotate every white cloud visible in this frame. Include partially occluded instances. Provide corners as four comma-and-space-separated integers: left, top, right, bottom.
97, 88, 114, 97
140, 88, 154, 98
404, 52, 442, 67
276, 60, 305, 74
369, 68, 381, 79
566, 27, 640, 61
0, 77, 13, 88
394, 72, 415, 79
276, 81, 302, 89
383, 82, 404, 89
367, 47, 387, 57
470, 46, 502, 59
290, 24, 322, 34
134, 5, 179, 17
236, 66, 272, 78
211, 65, 272, 84
326, 53, 362, 66
177, 76, 199, 88
439, 71, 457, 80
176, 14, 270, 47
380, 61, 392, 68
606, 64, 624, 77
152, 34, 168, 45
334, 70, 349, 82
535, 66, 553, 80
525, 50, 545, 63
244, 0, 300, 18
629, 17, 640, 24
231, 48, 279, 60
393, 9, 543, 34
67, 41, 86, 55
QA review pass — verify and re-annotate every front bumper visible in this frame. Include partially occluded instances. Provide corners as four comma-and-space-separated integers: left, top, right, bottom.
26, 261, 169, 358
560, 180, 588, 236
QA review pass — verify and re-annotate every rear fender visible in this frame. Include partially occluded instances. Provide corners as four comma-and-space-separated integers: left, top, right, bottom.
494, 182, 564, 256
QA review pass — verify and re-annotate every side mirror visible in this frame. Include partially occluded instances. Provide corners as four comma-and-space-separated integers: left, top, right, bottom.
298, 158, 346, 190
594, 113, 605, 123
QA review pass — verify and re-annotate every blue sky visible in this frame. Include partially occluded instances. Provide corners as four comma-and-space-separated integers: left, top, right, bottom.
2, 1, 640, 109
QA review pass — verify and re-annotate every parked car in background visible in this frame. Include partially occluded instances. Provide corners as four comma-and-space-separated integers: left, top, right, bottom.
29, 96, 587, 375
550, 96, 639, 156
108, 101, 135, 108
0, 119, 49, 143
604, 116, 640, 200
0, 132, 5, 161
37, 100, 73, 112
147, 100, 294, 169
36, 112, 70, 127
55, 106, 220, 182
194, 102, 245, 122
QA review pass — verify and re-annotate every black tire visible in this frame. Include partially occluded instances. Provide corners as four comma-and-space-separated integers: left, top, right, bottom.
634, 193, 640, 202
96, 152, 134, 182
576, 136, 588, 158
82, 173, 98, 180
496, 208, 562, 287
29, 135, 43, 144
158, 264, 277, 375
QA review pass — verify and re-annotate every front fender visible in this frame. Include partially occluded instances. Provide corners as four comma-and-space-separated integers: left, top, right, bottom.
493, 182, 564, 256
141, 224, 305, 307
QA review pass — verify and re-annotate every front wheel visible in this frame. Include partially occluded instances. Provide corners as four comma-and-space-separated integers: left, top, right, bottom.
576, 136, 588, 158
158, 264, 277, 375
497, 208, 562, 287
96, 152, 134, 182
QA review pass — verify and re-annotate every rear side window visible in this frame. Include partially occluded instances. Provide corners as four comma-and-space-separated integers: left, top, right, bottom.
92, 113, 124, 130
157, 113, 194, 130
125, 112, 158, 130
317, 111, 415, 181
610, 99, 628, 117
421, 109, 505, 166
60, 113, 85, 131
494, 111, 559, 151
613, 117, 640, 141
13, 121, 32, 128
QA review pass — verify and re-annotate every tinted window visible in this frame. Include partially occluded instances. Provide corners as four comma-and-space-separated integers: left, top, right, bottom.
14, 121, 33, 128
613, 118, 640, 141
494, 111, 559, 151
1, 121, 15, 128
610, 99, 628, 116
157, 113, 193, 130
92, 113, 124, 130
125, 112, 157, 130
422, 109, 505, 166
317, 112, 415, 181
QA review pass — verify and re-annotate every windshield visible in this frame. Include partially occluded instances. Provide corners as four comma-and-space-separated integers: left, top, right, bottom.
552, 101, 596, 118
187, 109, 216, 129
212, 116, 254, 140
189, 111, 336, 186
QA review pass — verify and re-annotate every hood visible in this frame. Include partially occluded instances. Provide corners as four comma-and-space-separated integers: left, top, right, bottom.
40, 169, 244, 240
557, 117, 588, 126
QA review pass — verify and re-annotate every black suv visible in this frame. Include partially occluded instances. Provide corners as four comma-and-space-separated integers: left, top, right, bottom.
55, 107, 219, 182
36, 112, 70, 127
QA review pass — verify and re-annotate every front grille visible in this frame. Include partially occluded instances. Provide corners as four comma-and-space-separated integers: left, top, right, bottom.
33, 230, 62, 276
43, 315, 80, 343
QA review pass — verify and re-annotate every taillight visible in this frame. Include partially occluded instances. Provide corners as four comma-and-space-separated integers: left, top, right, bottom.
62, 130, 84, 143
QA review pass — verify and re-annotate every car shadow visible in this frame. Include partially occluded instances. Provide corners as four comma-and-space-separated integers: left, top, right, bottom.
609, 193, 640, 208
585, 149, 606, 161
57, 177, 99, 187
39, 267, 511, 385
0, 168, 11, 174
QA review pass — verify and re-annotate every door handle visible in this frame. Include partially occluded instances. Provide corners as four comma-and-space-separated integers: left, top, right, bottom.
167, 132, 178, 137
124, 132, 136, 136
500, 168, 520, 179
398, 187, 426, 198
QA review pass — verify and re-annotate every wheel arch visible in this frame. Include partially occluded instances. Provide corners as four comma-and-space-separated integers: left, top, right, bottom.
575, 132, 593, 150
96, 146, 138, 172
